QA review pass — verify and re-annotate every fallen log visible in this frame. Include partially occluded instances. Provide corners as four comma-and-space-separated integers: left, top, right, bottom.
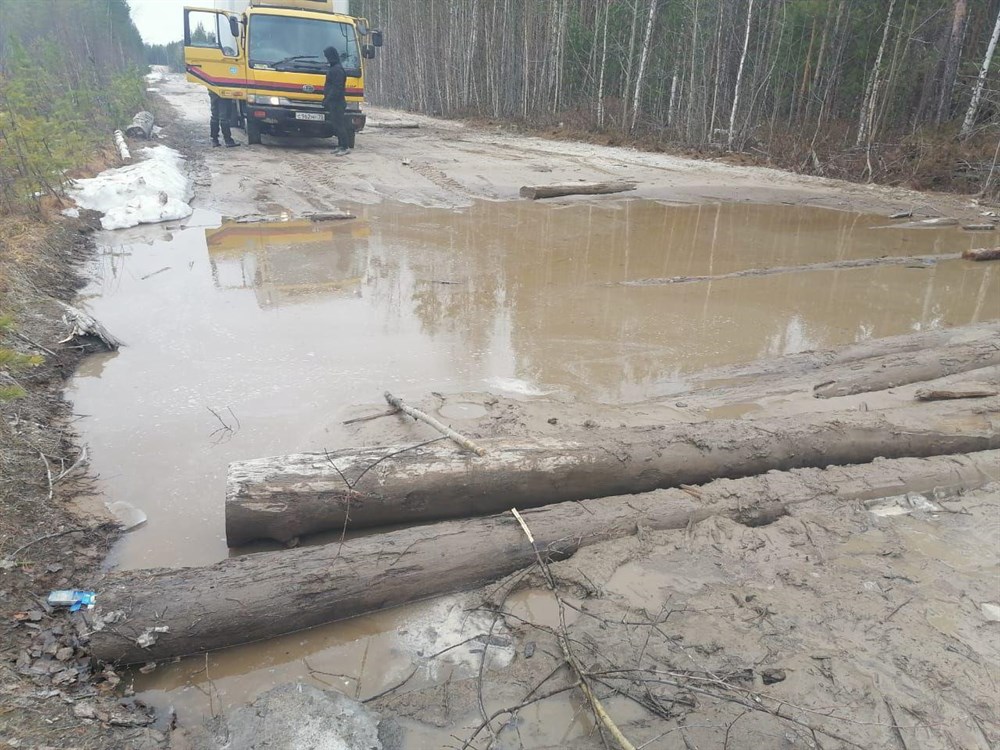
916, 384, 998, 401
113, 130, 130, 162
226, 398, 999, 545
812, 339, 1000, 399
519, 181, 636, 200
90, 451, 1000, 664
57, 302, 123, 350
125, 111, 154, 139
962, 247, 1000, 261
619, 253, 959, 286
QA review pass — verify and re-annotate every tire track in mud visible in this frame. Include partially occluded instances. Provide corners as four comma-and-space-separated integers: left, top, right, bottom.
404, 159, 501, 201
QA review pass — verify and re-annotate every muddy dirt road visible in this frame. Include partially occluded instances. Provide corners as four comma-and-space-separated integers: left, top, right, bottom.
151, 70, 992, 219
65, 72, 999, 749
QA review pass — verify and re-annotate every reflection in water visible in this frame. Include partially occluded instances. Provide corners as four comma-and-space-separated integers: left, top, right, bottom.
206, 219, 368, 307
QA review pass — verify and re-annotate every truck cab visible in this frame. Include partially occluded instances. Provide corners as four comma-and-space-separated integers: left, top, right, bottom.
183, 0, 382, 147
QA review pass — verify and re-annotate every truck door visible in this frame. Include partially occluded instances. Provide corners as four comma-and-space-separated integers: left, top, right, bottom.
183, 7, 247, 100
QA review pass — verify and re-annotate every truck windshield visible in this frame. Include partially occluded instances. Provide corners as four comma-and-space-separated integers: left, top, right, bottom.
248, 16, 360, 76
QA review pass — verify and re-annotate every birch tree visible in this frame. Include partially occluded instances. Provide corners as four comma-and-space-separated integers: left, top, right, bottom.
856, 0, 897, 147
727, 0, 755, 149
960, 5, 1000, 139
630, 0, 660, 133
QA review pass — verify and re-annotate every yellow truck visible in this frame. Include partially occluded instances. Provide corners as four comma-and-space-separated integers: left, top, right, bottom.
183, 0, 382, 147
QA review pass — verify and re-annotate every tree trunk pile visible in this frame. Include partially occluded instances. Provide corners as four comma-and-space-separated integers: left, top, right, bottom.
88, 450, 999, 664
87, 323, 1000, 665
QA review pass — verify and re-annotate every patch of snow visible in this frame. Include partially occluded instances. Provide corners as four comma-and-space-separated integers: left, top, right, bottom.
396, 596, 515, 680
69, 146, 193, 230
866, 492, 941, 517
61, 207, 80, 218
982, 603, 1000, 622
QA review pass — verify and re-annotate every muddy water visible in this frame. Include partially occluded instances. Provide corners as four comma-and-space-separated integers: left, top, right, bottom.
69, 199, 996, 739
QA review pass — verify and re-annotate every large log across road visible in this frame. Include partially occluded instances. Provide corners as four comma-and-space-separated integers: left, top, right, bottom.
90, 451, 999, 664
519, 181, 637, 200
226, 398, 1000, 545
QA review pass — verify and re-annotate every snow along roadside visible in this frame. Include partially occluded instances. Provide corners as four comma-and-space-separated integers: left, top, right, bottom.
67, 145, 193, 230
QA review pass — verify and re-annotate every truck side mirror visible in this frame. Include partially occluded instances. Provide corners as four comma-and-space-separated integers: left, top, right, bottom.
362, 44, 375, 59
356, 20, 369, 36
371, 30, 383, 48
229, 16, 240, 39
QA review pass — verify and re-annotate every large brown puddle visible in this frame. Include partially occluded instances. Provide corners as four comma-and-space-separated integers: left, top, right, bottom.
68, 200, 997, 739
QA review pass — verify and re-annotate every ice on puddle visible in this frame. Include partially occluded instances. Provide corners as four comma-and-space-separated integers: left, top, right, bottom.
69, 146, 193, 230
396, 596, 515, 679
486, 376, 549, 396
865, 492, 941, 517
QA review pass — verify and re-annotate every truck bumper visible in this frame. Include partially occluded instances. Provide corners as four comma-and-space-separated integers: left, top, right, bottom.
246, 105, 366, 135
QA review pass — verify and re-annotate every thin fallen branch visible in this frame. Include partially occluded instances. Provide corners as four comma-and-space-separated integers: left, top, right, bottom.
343, 408, 399, 426
361, 665, 420, 703
53, 447, 88, 485
9, 330, 56, 357
618, 253, 959, 286
3, 528, 85, 564
384, 391, 486, 456
511, 507, 637, 750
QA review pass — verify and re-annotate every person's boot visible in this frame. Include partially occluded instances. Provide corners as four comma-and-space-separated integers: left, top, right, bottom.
211, 138, 221, 147
224, 138, 240, 148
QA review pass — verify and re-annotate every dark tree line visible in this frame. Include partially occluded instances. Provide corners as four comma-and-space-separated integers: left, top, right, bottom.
0, 0, 147, 214
354, 0, 1000, 194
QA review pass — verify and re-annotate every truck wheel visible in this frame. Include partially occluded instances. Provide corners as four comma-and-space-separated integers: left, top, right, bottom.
247, 119, 262, 145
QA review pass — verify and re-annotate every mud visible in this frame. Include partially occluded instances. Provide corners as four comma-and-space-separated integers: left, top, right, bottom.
61, 72, 1000, 747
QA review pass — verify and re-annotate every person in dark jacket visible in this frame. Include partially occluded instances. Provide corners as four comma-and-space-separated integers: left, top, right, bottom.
323, 46, 351, 155
209, 91, 239, 147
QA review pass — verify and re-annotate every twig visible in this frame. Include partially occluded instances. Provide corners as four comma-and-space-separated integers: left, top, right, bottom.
3, 528, 85, 562
885, 596, 914, 622
384, 391, 487, 456
343, 408, 399, 426
458, 684, 579, 749
53, 447, 88, 485
510, 507, 637, 750
10, 330, 56, 357
140, 266, 170, 281
884, 699, 908, 750
361, 665, 420, 703
207, 406, 239, 444
39, 452, 54, 501
349, 436, 447, 488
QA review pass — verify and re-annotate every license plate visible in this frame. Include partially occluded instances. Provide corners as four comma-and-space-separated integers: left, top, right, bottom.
295, 112, 325, 122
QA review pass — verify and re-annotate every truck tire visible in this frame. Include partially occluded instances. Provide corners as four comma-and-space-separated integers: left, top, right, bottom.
247, 119, 262, 145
